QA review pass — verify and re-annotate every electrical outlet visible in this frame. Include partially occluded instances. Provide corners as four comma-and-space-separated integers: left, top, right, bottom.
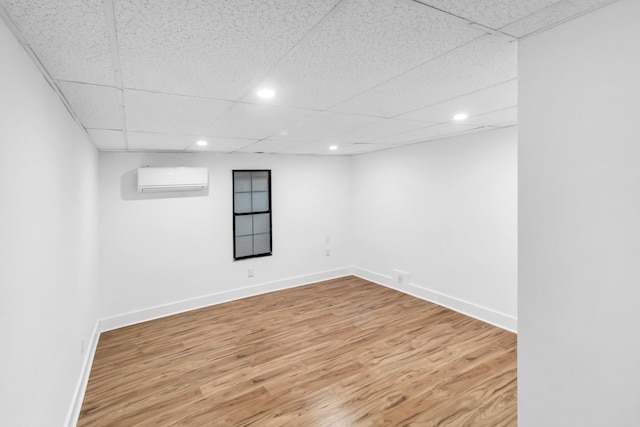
248, 267, 254, 277
393, 269, 410, 285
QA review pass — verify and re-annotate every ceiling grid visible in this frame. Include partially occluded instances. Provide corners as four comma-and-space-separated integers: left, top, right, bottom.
0, 0, 619, 155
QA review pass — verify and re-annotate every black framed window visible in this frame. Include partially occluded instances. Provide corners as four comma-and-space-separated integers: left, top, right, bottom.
233, 170, 272, 260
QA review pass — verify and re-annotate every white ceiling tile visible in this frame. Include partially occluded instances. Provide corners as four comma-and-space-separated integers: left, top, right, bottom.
492, 120, 517, 128
2, 0, 115, 85
374, 123, 480, 145
114, 0, 341, 99
330, 34, 517, 118
126, 132, 194, 151
274, 112, 381, 141
466, 106, 518, 126
333, 119, 434, 143
235, 140, 303, 154
87, 129, 126, 150
327, 143, 393, 155
205, 103, 317, 140
501, 0, 618, 38
57, 81, 123, 129
124, 90, 232, 134
397, 79, 517, 123
248, 0, 482, 110
186, 137, 257, 153
270, 141, 329, 155
279, 141, 391, 155
418, 0, 560, 29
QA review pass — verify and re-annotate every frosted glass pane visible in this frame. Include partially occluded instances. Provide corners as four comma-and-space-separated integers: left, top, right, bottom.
235, 236, 253, 258
234, 193, 251, 213
253, 213, 270, 234
252, 191, 269, 212
253, 232, 271, 255
252, 171, 269, 191
235, 215, 253, 236
234, 171, 251, 192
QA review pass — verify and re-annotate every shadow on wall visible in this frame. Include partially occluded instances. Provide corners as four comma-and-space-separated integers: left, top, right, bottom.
120, 169, 210, 201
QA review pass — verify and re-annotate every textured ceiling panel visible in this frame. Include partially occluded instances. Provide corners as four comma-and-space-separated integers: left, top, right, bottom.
57, 81, 124, 129
250, 0, 483, 110
280, 141, 391, 155
186, 136, 257, 153
274, 112, 380, 141
235, 139, 302, 154
333, 118, 434, 143
465, 106, 517, 126
273, 141, 327, 155
397, 79, 517, 123
324, 143, 392, 155
2, 0, 115, 85
418, 0, 560, 29
205, 103, 317, 140
275, 141, 337, 155
126, 131, 194, 151
373, 123, 480, 145
501, 0, 618, 38
114, 0, 341, 100
125, 90, 231, 134
87, 129, 127, 150
330, 34, 517, 118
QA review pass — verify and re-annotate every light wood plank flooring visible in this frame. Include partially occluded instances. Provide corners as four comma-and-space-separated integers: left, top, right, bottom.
79, 276, 517, 426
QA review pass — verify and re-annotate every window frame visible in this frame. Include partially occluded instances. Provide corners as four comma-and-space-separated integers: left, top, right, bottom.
232, 169, 273, 261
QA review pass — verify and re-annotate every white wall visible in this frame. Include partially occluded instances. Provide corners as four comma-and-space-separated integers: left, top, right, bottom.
519, 0, 640, 425
351, 127, 518, 331
98, 152, 352, 325
0, 18, 99, 427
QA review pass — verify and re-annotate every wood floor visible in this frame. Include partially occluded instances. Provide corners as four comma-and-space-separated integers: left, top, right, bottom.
79, 276, 517, 426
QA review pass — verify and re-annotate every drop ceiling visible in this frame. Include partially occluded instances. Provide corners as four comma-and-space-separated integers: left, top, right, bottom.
0, 0, 616, 155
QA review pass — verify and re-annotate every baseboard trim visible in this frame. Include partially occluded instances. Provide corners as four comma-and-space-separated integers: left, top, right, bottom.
65, 320, 100, 427
99, 267, 353, 333
353, 266, 517, 333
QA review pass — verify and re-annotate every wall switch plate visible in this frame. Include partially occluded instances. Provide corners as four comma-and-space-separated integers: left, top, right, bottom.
248, 268, 254, 277
325, 248, 331, 256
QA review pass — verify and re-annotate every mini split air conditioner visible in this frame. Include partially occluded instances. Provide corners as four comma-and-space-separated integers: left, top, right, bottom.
137, 167, 208, 192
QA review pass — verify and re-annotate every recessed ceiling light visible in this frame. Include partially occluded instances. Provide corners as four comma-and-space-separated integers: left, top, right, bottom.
453, 113, 468, 121
256, 88, 275, 99
196, 139, 208, 146
329, 145, 338, 151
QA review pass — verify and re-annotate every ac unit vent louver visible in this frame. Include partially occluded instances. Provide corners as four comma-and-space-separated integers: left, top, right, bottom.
137, 167, 208, 192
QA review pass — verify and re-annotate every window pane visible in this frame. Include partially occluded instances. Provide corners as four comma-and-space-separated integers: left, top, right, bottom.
252, 191, 269, 212
234, 192, 252, 213
233, 170, 271, 261
252, 171, 269, 191
235, 215, 253, 236
253, 213, 270, 234
234, 171, 252, 192
235, 235, 253, 258
253, 232, 271, 255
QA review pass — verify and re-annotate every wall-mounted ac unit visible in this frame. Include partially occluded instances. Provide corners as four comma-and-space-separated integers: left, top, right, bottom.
137, 167, 208, 192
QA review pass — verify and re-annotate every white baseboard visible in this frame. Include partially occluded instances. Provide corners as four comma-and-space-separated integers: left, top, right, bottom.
353, 266, 517, 333
65, 320, 100, 427
99, 267, 353, 333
